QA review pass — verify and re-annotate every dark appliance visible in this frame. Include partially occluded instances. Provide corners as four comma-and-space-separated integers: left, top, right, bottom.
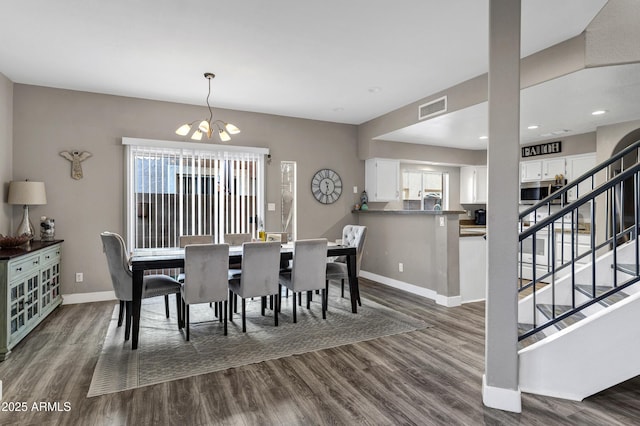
520, 180, 567, 205
474, 209, 486, 225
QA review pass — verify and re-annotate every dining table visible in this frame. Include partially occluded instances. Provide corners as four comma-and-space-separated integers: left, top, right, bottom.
129, 243, 359, 350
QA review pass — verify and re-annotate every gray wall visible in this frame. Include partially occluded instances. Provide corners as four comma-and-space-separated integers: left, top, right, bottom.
357, 212, 460, 297
519, 132, 597, 161
0, 73, 12, 236
594, 118, 640, 243
12, 84, 362, 296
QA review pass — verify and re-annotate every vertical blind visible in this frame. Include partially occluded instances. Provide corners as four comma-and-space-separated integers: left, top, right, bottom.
124, 139, 266, 250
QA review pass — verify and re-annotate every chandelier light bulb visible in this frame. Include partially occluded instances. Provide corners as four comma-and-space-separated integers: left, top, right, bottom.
225, 123, 241, 135
176, 124, 191, 136
219, 129, 231, 142
198, 120, 210, 133
191, 130, 203, 141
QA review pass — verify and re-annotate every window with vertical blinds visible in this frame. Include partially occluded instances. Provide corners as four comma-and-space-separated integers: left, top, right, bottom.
123, 138, 267, 250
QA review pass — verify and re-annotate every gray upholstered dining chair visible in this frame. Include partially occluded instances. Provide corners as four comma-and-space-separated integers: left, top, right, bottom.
176, 235, 214, 283
326, 225, 367, 301
100, 232, 182, 341
180, 243, 230, 340
224, 233, 252, 270
179, 235, 214, 247
279, 239, 328, 323
228, 241, 281, 332
224, 233, 252, 246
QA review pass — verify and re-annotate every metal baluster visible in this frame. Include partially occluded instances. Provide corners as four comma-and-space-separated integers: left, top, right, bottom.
612, 184, 618, 288
550, 225, 556, 317
591, 198, 597, 297
571, 209, 576, 309
532, 235, 537, 329
636, 170, 640, 276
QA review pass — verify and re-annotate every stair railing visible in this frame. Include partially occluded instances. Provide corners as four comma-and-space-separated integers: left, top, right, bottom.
518, 139, 640, 341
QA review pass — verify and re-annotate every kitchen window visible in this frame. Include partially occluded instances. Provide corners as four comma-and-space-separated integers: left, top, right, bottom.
402, 169, 449, 210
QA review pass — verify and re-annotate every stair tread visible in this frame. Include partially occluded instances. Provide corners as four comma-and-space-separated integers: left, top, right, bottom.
536, 304, 586, 329
575, 284, 629, 306
615, 263, 639, 276
518, 323, 546, 349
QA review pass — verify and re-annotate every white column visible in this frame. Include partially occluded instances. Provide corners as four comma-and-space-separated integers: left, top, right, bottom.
483, 0, 522, 413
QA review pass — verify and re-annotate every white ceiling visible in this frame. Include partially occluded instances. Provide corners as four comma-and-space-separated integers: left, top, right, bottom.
0, 0, 610, 144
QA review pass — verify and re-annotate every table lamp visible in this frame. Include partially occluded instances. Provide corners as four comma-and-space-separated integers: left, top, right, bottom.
8, 180, 47, 239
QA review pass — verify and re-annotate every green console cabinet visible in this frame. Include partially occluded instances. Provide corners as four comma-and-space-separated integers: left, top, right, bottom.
0, 240, 63, 360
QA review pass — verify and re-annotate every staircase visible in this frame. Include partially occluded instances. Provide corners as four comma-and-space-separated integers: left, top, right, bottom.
517, 139, 640, 401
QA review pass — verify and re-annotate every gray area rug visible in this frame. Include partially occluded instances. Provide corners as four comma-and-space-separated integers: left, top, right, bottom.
88, 291, 429, 397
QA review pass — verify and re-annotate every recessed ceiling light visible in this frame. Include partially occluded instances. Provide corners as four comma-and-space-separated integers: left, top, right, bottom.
368, 86, 382, 93
332, 107, 344, 112
479, 135, 488, 140
527, 125, 540, 130
591, 110, 607, 116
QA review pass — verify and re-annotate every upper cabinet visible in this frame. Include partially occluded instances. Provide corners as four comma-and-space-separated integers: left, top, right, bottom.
365, 158, 400, 202
542, 158, 566, 180
519, 153, 596, 201
566, 153, 596, 202
520, 158, 566, 182
460, 166, 487, 204
520, 160, 542, 182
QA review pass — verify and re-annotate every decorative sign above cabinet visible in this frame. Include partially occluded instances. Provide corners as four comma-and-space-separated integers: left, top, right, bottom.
521, 141, 562, 158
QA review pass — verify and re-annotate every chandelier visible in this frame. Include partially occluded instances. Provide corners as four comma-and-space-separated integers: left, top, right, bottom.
175, 72, 240, 142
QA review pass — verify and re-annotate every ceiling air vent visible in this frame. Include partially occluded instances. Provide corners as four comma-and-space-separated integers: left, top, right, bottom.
418, 96, 447, 120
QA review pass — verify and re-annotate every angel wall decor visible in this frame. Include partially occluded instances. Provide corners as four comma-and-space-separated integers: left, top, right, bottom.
60, 151, 92, 180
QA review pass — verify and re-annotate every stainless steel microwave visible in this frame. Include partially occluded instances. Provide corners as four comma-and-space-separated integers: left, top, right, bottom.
520, 181, 566, 205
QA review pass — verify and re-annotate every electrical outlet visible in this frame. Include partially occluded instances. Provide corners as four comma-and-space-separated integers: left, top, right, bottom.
398, 262, 404, 272
75, 272, 84, 283
439, 217, 445, 227
353, 186, 358, 193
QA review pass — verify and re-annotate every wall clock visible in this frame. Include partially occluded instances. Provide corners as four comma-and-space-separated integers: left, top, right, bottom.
311, 169, 342, 204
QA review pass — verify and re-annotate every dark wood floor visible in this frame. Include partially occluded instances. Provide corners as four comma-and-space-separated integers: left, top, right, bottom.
0, 279, 639, 425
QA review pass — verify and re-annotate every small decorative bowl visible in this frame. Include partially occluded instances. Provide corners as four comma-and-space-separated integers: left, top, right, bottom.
0, 234, 31, 248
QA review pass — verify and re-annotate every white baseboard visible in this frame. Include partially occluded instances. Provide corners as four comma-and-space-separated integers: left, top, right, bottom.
360, 271, 461, 307
462, 297, 485, 304
482, 374, 522, 413
62, 290, 116, 305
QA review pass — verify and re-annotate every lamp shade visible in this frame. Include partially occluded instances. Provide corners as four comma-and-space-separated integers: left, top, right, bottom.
8, 181, 47, 205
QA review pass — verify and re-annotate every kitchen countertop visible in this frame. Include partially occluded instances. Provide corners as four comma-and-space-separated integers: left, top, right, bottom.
352, 209, 466, 215
521, 222, 592, 234
460, 224, 486, 238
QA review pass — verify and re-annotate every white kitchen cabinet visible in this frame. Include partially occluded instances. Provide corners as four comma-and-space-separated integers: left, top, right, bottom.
519, 230, 550, 281
521, 158, 565, 182
566, 153, 596, 202
521, 160, 542, 182
460, 166, 487, 204
542, 158, 566, 180
365, 158, 399, 202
